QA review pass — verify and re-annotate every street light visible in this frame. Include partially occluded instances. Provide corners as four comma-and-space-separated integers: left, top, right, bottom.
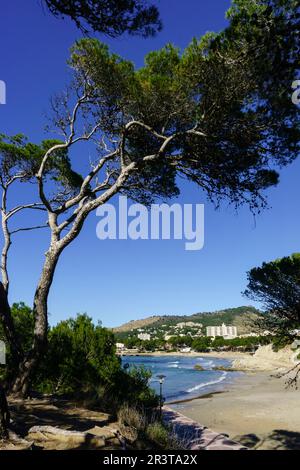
156, 374, 166, 419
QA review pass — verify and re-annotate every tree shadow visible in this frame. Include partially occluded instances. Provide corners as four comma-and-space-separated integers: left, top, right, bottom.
235, 430, 300, 450
9, 398, 113, 437
265, 430, 300, 450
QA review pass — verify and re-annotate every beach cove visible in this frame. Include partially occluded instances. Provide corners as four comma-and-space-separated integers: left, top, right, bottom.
123, 354, 243, 402
125, 346, 300, 450
175, 371, 300, 450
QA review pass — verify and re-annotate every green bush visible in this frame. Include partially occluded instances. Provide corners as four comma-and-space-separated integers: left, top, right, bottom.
192, 336, 212, 352
117, 406, 190, 450
36, 313, 121, 395
146, 422, 189, 450
36, 314, 158, 410
146, 422, 169, 447
271, 335, 293, 352
1, 305, 158, 412
168, 336, 193, 348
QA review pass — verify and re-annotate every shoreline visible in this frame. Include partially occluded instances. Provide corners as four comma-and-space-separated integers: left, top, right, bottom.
166, 390, 225, 405
121, 350, 250, 359
172, 370, 300, 450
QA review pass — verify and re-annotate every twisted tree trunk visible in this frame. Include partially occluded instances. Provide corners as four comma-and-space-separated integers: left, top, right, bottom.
11, 248, 60, 397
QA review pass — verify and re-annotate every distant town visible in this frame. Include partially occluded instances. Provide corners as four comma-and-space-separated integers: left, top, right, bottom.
113, 307, 280, 355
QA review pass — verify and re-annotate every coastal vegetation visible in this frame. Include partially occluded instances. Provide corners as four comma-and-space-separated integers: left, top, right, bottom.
193, 335, 272, 352
245, 253, 300, 338
119, 331, 274, 353
118, 405, 189, 450
245, 253, 300, 385
0, 305, 158, 413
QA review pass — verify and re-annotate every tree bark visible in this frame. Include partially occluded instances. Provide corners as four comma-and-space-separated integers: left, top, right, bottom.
11, 248, 60, 397
0, 383, 10, 439
0, 282, 22, 369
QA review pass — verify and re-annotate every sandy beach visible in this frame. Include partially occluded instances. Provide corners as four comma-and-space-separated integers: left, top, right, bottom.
125, 346, 300, 449
174, 371, 300, 450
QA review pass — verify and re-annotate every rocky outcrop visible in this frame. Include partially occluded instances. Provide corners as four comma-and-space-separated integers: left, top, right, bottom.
0, 430, 33, 451
27, 425, 110, 449
232, 344, 296, 372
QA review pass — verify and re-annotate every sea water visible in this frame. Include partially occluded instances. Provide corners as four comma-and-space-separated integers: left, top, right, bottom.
122, 355, 242, 402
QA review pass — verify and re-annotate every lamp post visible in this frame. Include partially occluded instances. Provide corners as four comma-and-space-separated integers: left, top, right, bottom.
156, 374, 166, 420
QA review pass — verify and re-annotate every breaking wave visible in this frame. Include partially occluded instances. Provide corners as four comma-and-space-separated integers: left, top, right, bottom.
186, 371, 228, 393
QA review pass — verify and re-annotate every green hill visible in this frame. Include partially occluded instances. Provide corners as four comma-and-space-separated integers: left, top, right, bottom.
113, 306, 261, 338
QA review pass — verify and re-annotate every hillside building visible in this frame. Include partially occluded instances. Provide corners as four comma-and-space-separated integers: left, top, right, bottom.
176, 322, 203, 329
137, 333, 151, 341
206, 323, 237, 339
116, 343, 125, 353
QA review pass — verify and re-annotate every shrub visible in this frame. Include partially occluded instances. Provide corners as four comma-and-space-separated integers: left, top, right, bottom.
107, 366, 159, 411
272, 335, 293, 352
35, 314, 121, 396
146, 422, 169, 447
1, 305, 158, 412
118, 405, 147, 443
117, 407, 190, 449
146, 422, 190, 450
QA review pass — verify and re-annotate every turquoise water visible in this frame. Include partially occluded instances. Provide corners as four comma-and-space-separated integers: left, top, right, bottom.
122, 355, 241, 402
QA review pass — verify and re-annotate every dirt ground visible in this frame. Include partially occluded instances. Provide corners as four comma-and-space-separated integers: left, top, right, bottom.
1, 396, 123, 450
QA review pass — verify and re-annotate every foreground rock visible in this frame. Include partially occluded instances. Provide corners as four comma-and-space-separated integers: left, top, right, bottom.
0, 430, 33, 451
27, 425, 113, 450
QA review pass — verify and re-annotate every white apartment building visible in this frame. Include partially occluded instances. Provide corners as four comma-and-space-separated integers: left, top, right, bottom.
206, 323, 237, 339
116, 343, 125, 353
137, 333, 151, 341
176, 322, 203, 329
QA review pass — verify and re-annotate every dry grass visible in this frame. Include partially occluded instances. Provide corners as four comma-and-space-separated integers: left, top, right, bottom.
146, 422, 190, 449
117, 405, 190, 449
117, 405, 147, 443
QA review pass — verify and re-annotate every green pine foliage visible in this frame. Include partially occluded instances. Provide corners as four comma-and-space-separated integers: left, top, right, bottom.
0, 307, 158, 410
245, 253, 300, 335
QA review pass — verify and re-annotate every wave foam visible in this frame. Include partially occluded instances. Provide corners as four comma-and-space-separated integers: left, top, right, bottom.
187, 371, 228, 393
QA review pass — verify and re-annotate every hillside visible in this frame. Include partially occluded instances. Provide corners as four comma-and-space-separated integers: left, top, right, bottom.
113, 306, 261, 337
113, 315, 163, 333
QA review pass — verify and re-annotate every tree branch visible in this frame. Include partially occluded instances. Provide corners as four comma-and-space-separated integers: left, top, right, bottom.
6, 203, 46, 220
11, 224, 49, 235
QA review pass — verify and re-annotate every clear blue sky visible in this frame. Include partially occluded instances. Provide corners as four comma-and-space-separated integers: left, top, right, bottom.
0, 0, 299, 327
